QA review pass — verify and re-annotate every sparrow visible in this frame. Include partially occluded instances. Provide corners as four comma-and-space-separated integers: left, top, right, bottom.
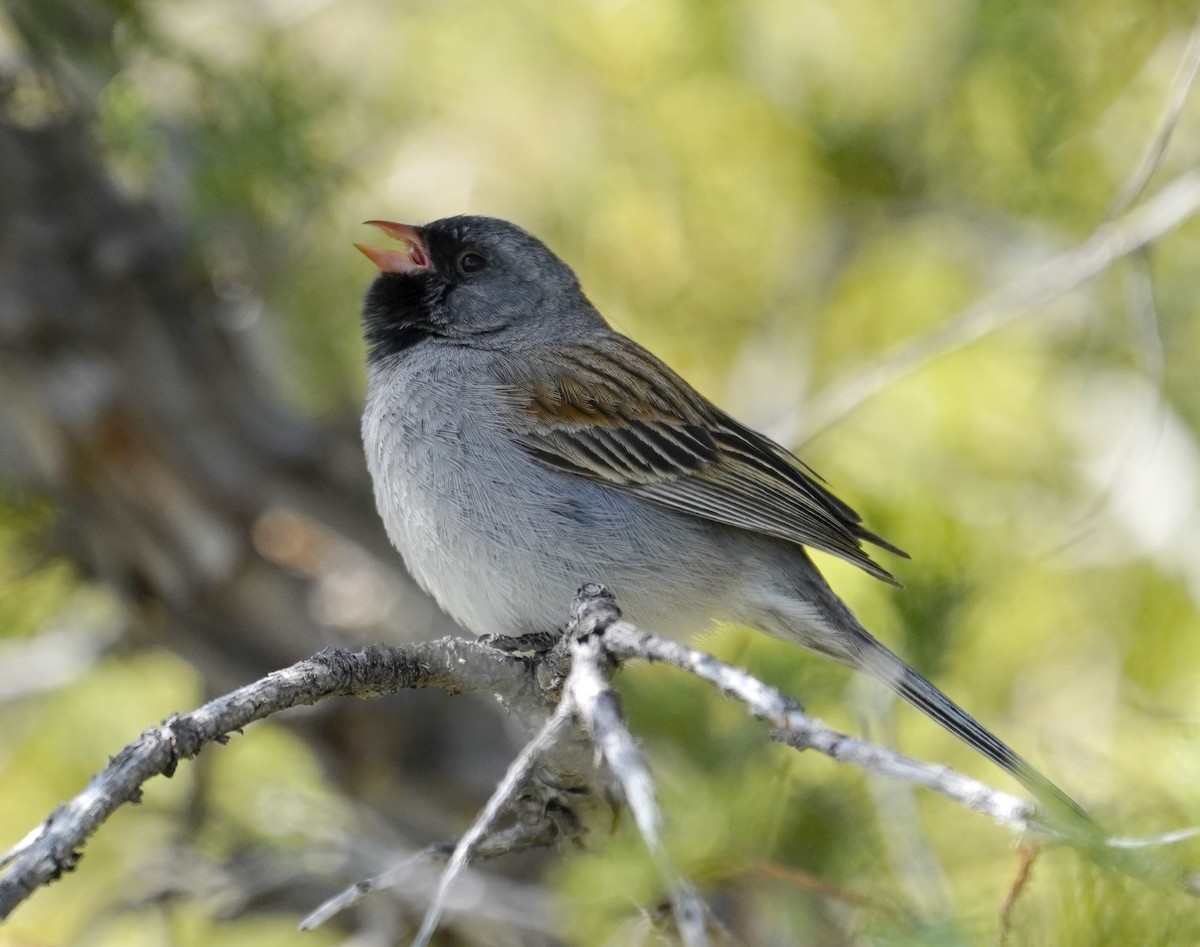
354, 214, 1091, 827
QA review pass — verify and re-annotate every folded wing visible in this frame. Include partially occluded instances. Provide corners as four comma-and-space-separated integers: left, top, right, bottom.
497, 334, 906, 585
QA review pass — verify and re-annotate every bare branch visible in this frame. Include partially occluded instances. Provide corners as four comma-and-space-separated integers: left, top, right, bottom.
411, 696, 577, 947
998, 845, 1040, 946
6, 585, 1198, 936
1107, 828, 1200, 849
583, 602, 1037, 831
791, 26, 1200, 445
568, 598, 711, 947
1124, 251, 1166, 380
570, 586, 1200, 897
770, 723, 1033, 828
0, 638, 532, 920
790, 168, 1200, 444
300, 826, 558, 933
415, 591, 715, 947
1110, 18, 1200, 217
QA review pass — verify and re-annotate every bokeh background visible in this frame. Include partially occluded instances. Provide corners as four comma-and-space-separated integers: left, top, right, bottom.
2, 0, 1200, 943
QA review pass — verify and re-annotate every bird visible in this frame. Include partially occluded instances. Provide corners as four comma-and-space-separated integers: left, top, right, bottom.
354, 214, 1092, 830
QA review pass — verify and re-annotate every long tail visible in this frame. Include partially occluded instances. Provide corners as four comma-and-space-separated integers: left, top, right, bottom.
850, 635, 1095, 830
762, 566, 1195, 883
758, 554, 1113, 840
764, 569, 1099, 836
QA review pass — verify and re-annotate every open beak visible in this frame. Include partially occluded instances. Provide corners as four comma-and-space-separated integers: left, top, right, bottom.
355, 220, 433, 274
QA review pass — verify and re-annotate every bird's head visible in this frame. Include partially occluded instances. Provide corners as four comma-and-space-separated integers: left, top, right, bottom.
356, 215, 597, 361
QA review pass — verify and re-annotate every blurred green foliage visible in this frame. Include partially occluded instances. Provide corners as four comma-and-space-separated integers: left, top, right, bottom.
3, 0, 1200, 943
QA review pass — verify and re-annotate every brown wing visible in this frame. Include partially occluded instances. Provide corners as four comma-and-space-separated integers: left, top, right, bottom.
496, 334, 906, 585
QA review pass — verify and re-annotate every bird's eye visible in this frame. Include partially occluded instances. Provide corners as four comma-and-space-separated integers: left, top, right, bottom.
457, 251, 488, 276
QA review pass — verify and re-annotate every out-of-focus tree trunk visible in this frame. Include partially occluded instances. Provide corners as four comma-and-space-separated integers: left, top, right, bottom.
0, 68, 513, 835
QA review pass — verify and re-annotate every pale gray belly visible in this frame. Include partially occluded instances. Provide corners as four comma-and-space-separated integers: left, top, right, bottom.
363, 377, 747, 638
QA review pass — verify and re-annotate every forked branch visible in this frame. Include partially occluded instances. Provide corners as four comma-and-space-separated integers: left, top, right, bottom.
2, 586, 1196, 943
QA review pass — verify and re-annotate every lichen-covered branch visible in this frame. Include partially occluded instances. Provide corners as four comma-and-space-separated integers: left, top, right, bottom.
5, 585, 1198, 937
0, 638, 541, 919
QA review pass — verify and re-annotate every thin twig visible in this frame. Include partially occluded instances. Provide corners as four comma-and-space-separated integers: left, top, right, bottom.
1109, 18, 1200, 217
7, 586, 1200, 931
856, 680, 950, 920
1107, 828, 1200, 849
1040, 21, 1200, 557
568, 619, 710, 947
795, 23, 1200, 444
302, 847, 445, 931
998, 844, 1040, 946
1124, 250, 1165, 381
788, 169, 1200, 444
300, 825, 559, 932
590, 614, 1035, 829
569, 589, 1200, 896
410, 698, 576, 947
754, 862, 910, 919
1042, 255, 1169, 560
0, 639, 530, 920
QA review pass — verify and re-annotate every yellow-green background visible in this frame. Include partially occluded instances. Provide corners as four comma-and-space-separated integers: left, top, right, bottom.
3, 0, 1200, 943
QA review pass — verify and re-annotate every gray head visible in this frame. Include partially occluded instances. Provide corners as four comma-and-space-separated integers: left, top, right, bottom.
356, 215, 602, 362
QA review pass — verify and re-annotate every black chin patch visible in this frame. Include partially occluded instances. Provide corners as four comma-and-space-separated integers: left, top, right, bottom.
361, 272, 444, 362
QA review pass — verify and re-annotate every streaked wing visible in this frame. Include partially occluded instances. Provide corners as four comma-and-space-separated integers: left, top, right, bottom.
495, 334, 906, 585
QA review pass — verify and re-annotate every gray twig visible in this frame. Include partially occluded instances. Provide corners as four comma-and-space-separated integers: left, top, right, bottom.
568, 591, 711, 947
791, 168, 1200, 444
410, 697, 576, 947
571, 587, 1200, 897
6, 585, 1199, 938
584, 606, 1036, 830
1109, 18, 1200, 217
796, 22, 1200, 445
0, 638, 532, 920
794, 22, 1200, 446
300, 826, 556, 933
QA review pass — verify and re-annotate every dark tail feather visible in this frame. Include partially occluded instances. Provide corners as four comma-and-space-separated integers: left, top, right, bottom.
767, 587, 1194, 885
854, 637, 1098, 834
872, 648, 1200, 891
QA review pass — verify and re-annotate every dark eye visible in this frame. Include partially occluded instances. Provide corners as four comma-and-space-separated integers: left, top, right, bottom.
457, 251, 488, 276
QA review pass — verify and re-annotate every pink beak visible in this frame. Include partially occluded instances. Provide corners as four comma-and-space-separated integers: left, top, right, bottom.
355, 220, 433, 274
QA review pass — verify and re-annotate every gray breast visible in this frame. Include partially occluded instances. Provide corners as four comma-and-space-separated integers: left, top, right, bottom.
361, 348, 747, 638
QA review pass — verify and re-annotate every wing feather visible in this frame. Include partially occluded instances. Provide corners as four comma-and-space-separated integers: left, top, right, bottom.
496, 335, 907, 584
